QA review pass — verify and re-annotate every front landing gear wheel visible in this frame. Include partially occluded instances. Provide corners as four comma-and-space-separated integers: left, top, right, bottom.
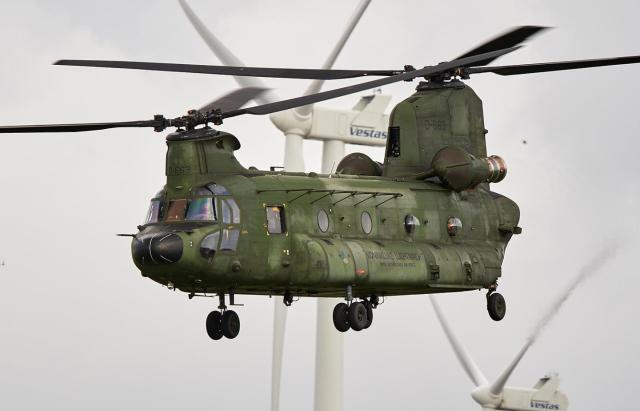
333, 303, 350, 332
206, 311, 223, 340
348, 302, 368, 331
487, 292, 506, 321
222, 310, 241, 339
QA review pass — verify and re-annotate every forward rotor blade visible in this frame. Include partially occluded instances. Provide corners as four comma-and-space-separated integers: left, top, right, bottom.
468, 55, 640, 76
0, 119, 161, 133
430, 296, 488, 387
488, 243, 620, 396
54, 59, 402, 80
302, 0, 372, 99
198, 87, 270, 114
177, 0, 278, 105
455, 26, 549, 66
221, 46, 520, 119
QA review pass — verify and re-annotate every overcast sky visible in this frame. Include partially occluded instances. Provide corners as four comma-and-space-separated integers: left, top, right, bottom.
0, 1, 639, 410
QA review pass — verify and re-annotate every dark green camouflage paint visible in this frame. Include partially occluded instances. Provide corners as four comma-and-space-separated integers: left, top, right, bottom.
133, 82, 520, 299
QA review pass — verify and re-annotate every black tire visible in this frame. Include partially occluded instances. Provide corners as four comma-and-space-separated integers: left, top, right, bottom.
332, 302, 350, 332
363, 301, 374, 329
222, 310, 241, 339
206, 311, 223, 340
487, 293, 506, 321
348, 302, 368, 331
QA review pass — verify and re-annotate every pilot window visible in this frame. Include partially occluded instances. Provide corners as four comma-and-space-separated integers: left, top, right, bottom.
200, 232, 220, 259
220, 229, 240, 251
186, 197, 217, 221
146, 199, 163, 224
165, 199, 188, 221
266, 206, 286, 234
144, 188, 166, 224
222, 198, 241, 224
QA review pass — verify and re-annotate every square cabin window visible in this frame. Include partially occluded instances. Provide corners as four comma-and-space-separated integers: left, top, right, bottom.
266, 206, 286, 234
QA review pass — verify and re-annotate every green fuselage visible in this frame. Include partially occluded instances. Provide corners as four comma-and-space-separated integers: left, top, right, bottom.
132, 125, 519, 300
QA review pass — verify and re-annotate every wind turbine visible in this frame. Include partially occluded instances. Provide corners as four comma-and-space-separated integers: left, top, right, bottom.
176, 2, 388, 411
429, 244, 620, 410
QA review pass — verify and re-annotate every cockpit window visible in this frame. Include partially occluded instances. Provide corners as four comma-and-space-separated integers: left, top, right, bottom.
145, 188, 165, 224
222, 198, 241, 224
207, 183, 230, 196
146, 200, 162, 224
186, 197, 217, 221
220, 229, 240, 251
165, 199, 188, 221
200, 231, 220, 260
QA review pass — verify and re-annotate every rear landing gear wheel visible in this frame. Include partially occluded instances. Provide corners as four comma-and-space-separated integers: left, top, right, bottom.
487, 292, 506, 321
348, 301, 368, 331
222, 310, 241, 339
333, 302, 350, 332
363, 300, 374, 329
206, 311, 223, 340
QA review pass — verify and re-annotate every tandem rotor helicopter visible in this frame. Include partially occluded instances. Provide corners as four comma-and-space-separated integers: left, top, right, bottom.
2, 26, 639, 341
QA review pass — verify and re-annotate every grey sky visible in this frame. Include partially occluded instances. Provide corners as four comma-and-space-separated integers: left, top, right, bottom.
0, 1, 638, 410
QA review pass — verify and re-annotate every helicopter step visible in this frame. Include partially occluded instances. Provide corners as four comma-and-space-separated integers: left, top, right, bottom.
206, 293, 241, 340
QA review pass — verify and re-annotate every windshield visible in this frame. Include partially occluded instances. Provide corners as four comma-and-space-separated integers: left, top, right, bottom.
145, 184, 234, 223
186, 197, 217, 221
145, 188, 165, 224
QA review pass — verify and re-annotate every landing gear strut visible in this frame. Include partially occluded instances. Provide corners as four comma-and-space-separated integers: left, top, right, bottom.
332, 292, 379, 332
205, 293, 241, 340
486, 288, 506, 321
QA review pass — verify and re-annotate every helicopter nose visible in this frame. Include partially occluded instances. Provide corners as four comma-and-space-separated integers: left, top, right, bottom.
132, 233, 183, 266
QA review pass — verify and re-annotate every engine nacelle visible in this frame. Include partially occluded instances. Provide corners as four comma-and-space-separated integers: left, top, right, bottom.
431, 145, 506, 191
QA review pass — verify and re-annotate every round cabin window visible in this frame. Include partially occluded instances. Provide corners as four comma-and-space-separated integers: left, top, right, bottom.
404, 214, 420, 235
317, 209, 329, 232
447, 217, 462, 236
361, 211, 372, 234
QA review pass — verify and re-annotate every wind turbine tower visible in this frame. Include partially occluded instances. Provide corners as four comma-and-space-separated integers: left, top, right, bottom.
177, 2, 389, 410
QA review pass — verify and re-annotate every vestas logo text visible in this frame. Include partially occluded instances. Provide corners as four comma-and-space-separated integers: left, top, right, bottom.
530, 401, 560, 410
350, 127, 387, 140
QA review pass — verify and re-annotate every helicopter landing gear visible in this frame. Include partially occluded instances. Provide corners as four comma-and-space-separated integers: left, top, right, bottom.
205, 293, 241, 340
332, 303, 350, 332
486, 289, 506, 321
348, 301, 368, 331
332, 293, 379, 332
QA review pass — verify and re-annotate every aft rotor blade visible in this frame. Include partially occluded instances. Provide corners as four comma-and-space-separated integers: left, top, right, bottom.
430, 296, 488, 387
0, 119, 161, 133
54, 59, 402, 80
199, 87, 270, 114
455, 26, 549, 66
468, 55, 640, 76
221, 46, 521, 119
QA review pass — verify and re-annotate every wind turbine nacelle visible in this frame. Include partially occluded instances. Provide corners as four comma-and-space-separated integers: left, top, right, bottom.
307, 94, 390, 146
499, 375, 569, 411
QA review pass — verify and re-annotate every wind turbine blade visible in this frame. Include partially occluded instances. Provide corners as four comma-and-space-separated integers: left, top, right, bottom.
177, 0, 279, 104
271, 302, 287, 411
489, 242, 621, 396
430, 296, 488, 387
300, 0, 371, 101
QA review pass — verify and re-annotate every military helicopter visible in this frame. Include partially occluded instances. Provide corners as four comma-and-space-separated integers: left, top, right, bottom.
2, 27, 639, 341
